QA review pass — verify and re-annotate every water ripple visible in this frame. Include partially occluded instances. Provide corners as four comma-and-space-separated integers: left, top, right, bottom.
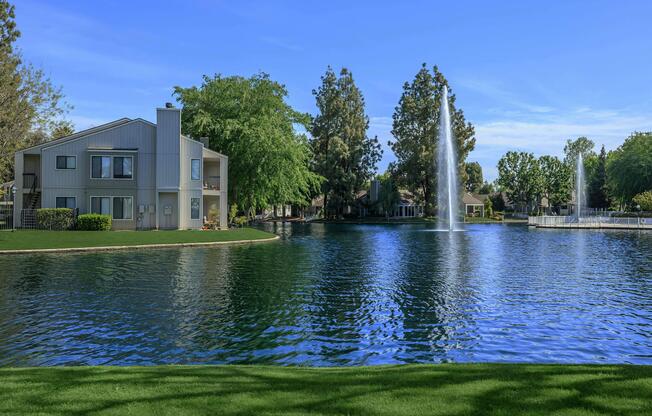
0, 223, 651, 366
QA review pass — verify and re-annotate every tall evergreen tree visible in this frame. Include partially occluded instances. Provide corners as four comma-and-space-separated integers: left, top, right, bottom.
588, 145, 610, 209
311, 67, 382, 217
388, 64, 475, 215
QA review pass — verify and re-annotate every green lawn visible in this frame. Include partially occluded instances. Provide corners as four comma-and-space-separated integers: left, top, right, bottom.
0, 228, 276, 251
0, 364, 650, 415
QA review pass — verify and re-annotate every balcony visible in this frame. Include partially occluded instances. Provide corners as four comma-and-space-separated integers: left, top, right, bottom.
23, 173, 38, 190
203, 176, 220, 192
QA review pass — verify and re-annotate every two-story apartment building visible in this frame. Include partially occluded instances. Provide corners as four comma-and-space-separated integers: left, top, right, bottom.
13, 105, 228, 230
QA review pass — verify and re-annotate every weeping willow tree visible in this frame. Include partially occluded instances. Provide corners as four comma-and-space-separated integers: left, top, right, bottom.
174, 73, 322, 217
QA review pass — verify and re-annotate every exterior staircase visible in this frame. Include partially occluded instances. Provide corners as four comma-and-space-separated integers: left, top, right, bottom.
21, 175, 41, 228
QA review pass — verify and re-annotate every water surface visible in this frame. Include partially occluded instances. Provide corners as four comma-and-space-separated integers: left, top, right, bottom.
1, 223, 651, 366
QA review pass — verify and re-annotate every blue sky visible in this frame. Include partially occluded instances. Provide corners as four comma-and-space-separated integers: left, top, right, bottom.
14, 0, 652, 180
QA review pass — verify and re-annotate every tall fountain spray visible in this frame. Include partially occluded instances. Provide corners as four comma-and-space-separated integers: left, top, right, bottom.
437, 85, 460, 231
575, 153, 587, 220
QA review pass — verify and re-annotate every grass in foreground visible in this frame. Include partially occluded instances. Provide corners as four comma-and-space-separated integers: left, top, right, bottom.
0, 364, 650, 415
0, 228, 275, 250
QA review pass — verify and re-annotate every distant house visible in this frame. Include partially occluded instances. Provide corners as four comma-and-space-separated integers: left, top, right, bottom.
463, 192, 485, 217
358, 180, 425, 218
13, 105, 228, 230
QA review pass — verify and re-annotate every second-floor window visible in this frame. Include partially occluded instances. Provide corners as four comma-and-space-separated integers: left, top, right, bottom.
56, 156, 76, 169
191, 159, 200, 180
114, 157, 133, 179
91, 155, 133, 179
91, 156, 111, 178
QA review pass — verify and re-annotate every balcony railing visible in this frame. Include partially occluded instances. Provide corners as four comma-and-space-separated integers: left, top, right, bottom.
203, 176, 220, 191
23, 173, 38, 189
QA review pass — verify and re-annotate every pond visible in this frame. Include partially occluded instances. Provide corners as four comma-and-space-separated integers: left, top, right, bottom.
1, 223, 651, 366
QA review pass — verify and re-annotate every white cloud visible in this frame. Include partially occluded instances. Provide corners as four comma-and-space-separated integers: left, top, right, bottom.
474, 108, 652, 180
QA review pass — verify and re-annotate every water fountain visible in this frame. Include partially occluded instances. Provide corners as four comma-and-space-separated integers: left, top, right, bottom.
437, 85, 460, 231
575, 153, 587, 221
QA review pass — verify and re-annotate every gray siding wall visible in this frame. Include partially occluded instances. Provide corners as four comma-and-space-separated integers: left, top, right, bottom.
155, 108, 181, 190
179, 136, 204, 229
39, 120, 157, 229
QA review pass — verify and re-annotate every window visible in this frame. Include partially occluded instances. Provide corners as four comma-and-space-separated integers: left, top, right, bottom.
191, 159, 200, 181
191, 198, 200, 220
113, 156, 133, 179
90, 197, 111, 215
55, 197, 76, 209
56, 156, 76, 169
91, 156, 111, 178
112, 197, 133, 220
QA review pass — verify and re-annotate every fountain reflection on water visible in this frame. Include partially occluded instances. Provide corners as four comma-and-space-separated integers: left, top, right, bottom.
436, 85, 461, 231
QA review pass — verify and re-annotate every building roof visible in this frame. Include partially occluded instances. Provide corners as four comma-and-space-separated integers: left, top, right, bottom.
463, 192, 484, 206
17, 118, 133, 153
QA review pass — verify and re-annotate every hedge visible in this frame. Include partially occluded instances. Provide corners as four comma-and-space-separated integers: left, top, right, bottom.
76, 214, 112, 231
36, 208, 75, 230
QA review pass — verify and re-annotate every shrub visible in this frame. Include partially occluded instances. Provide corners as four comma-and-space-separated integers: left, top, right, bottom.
233, 216, 248, 227
76, 214, 112, 231
484, 197, 493, 218
632, 191, 652, 211
36, 208, 74, 230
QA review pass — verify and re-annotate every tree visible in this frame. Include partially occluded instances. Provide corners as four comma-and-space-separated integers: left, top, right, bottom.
51, 122, 75, 139
478, 181, 494, 194
497, 151, 541, 213
632, 191, 652, 211
588, 145, 610, 209
489, 192, 505, 212
607, 132, 652, 206
174, 73, 322, 215
464, 162, 483, 192
0, 0, 72, 183
310, 67, 382, 218
483, 196, 493, 218
377, 173, 400, 219
538, 155, 571, 213
563, 136, 596, 166
388, 64, 475, 216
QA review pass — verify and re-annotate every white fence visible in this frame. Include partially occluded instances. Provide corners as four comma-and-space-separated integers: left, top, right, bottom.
529, 215, 652, 228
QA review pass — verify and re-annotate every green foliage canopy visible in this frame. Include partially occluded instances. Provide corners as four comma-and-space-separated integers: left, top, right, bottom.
563, 136, 596, 166
174, 73, 323, 214
632, 191, 652, 211
497, 151, 541, 212
607, 132, 652, 204
464, 162, 483, 192
388, 64, 475, 216
310, 67, 382, 217
588, 145, 610, 209
538, 155, 571, 209
0, 0, 72, 182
